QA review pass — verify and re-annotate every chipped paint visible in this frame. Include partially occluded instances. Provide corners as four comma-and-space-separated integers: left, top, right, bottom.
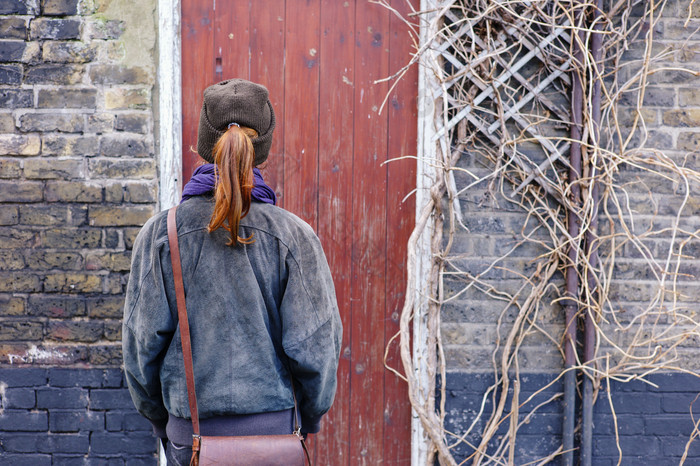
158, 0, 182, 209
7, 345, 72, 365
0, 382, 6, 415
342, 75, 353, 86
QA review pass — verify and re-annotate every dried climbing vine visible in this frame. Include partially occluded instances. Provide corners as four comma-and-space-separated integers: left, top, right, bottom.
378, 0, 700, 464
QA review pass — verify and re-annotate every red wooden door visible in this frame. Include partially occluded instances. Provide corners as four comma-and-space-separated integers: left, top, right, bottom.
181, 2, 417, 464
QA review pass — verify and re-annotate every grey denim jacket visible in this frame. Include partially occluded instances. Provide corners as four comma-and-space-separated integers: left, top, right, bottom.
122, 196, 342, 434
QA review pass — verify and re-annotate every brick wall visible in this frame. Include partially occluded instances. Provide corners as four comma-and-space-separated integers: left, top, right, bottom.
0, 0, 158, 462
443, 0, 700, 370
0, 0, 156, 364
442, 7, 700, 367
441, 0, 700, 461
443, 372, 700, 464
0, 368, 156, 464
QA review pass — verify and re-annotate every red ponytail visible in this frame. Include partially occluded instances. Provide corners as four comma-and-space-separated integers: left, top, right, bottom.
207, 125, 257, 246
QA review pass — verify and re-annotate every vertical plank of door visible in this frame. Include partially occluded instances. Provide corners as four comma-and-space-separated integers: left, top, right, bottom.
350, 3, 390, 464
283, 0, 321, 229
181, 0, 214, 184
213, 0, 249, 80
384, 0, 419, 462
315, 0, 355, 464
250, 1, 286, 208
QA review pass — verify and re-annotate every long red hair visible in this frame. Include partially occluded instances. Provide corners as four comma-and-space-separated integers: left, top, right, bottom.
207, 125, 258, 246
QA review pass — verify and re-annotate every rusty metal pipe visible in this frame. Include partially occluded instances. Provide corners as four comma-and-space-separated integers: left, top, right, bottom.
581, 1, 604, 464
563, 5, 587, 463
563, 32, 585, 466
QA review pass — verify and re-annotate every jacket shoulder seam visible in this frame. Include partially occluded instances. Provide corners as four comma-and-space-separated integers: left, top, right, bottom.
284, 315, 333, 350
164, 223, 304, 257
124, 261, 154, 328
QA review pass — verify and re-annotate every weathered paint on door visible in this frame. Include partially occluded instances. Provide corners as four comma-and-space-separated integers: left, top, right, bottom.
181, 2, 418, 464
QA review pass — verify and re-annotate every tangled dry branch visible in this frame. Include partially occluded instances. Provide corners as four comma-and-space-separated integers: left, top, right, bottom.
380, 0, 700, 464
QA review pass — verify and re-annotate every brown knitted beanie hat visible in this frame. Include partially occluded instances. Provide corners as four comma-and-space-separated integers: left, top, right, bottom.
196, 79, 276, 166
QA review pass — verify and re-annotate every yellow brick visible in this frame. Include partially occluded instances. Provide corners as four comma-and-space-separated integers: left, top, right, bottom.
104, 88, 149, 109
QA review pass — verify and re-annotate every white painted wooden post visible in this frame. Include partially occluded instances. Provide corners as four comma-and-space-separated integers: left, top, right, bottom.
413, 1, 441, 464
158, 0, 182, 212
156, 1, 181, 464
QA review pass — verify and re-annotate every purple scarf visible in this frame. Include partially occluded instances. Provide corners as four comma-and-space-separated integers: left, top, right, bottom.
181, 164, 277, 205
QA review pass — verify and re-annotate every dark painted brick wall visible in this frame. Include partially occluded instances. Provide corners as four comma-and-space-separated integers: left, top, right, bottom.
443, 372, 700, 465
0, 368, 157, 464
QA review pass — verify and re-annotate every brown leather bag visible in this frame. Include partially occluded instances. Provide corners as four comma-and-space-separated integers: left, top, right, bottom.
167, 207, 311, 466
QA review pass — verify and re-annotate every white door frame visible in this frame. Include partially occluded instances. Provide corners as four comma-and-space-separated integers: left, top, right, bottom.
157, 0, 182, 212
156, 1, 181, 464
413, 0, 441, 463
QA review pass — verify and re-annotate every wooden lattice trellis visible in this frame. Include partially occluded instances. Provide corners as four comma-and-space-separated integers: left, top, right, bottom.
435, 6, 574, 204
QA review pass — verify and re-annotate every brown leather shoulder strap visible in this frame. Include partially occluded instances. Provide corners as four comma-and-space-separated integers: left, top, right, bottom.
167, 206, 200, 436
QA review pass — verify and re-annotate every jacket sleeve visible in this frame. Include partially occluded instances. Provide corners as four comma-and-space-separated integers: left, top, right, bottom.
122, 221, 176, 437
279, 230, 342, 434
